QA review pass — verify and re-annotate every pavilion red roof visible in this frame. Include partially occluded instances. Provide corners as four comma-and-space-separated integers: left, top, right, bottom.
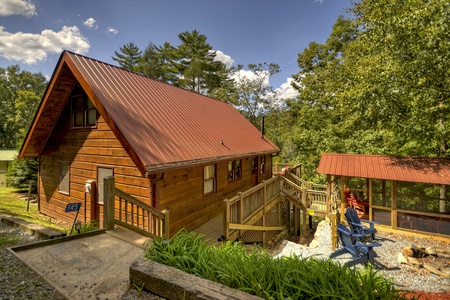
318, 153, 450, 185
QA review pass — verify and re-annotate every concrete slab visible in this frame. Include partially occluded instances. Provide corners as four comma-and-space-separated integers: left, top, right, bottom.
0, 213, 66, 239
11, 230, 150, 300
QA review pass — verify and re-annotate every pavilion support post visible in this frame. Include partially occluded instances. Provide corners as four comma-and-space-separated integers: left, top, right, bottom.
440, 185, 447, 213
330, 212, 338, 251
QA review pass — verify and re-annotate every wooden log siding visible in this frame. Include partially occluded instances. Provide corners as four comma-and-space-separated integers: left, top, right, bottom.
160, 157, 273, 236
38, 100, 150, 225
224, 176, 284, 246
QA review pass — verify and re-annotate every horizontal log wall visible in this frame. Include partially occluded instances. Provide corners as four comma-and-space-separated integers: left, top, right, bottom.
159, 155, 273, 236
39, 99, 149, 226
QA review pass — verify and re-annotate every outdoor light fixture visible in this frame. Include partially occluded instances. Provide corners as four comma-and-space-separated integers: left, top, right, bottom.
74, 221, 82, 234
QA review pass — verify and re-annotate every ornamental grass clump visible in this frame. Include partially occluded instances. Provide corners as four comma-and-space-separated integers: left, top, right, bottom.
144, 231, 410, 299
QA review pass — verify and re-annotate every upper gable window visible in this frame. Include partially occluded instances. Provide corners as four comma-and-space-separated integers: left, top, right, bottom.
71, 88, 97, 128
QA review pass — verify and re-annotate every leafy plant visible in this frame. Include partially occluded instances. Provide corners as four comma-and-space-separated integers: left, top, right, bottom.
144, 231, 409, 299
133, 282, 145, 296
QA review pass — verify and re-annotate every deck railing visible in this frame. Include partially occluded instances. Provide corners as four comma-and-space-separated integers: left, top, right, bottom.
224, 176, 285, 246
103, 176, 169, 239
285, 171, 327, 192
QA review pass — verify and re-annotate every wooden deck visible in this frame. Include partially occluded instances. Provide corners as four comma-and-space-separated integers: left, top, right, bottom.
193, 213, 224, 246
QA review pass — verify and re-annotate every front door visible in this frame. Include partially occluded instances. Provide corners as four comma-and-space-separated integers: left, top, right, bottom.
96, 167, 113, 224
251, 156, 259, 186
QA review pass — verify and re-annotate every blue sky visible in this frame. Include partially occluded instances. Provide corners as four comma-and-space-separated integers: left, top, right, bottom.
0, 0, 351, 98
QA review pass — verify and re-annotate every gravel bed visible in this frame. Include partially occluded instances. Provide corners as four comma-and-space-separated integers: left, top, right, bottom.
0, 222, 159, 300
274, 221, 450, 294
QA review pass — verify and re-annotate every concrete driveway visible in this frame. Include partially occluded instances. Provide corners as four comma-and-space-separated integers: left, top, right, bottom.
11, 228, 151, 300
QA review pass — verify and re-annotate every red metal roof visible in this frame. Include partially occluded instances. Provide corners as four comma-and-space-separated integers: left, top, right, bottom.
20, 51, 279, 173
318, 153, 450, 185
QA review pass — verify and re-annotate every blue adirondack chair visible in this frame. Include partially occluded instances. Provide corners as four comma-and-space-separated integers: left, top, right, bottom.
330, 224, 381, 267
345, 207, 378, 240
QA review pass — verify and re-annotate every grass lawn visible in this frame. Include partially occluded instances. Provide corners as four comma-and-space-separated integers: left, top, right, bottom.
0, 187, 68, 233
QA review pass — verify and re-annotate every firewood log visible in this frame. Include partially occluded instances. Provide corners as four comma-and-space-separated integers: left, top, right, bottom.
404, 256, 422, 267
425, 247, 437, 256
398, 253, 423, 267
402, 246, 428, 258
435, 247, 450, 255
436, 253, 450, 259
442, 268, 450, 278
423, 263, 444, 276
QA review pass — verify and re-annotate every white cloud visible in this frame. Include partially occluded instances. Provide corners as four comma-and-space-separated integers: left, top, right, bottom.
83, 17, 98, 30
276, 78, 299, 100
108, 27, 118, 35
212, 50, 234, 68
0, 0, 36, 17
231, 69, 270, 86
0, 26, 90, 64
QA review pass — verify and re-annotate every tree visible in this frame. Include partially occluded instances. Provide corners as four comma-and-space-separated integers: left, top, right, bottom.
230, 63, 281, 127
112, 42, 142, 72
0, 65, 46, 149
6, 157, 38, 192
137, 42, 178, 83
288, 1, 450, 180
173, 30, 231, 95
345, 0, 450, 157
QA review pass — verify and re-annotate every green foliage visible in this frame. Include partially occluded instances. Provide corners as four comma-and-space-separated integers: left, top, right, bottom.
77, 221, 99, 234
112, 42, 143, 72
6, 158, 38, 192
230, 63, 281, 127
0, 65, 46, 149
283, 0, 450, 180
144, 231, 408, 299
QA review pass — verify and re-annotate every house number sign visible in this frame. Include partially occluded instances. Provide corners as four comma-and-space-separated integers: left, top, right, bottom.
65, 202, 82, 212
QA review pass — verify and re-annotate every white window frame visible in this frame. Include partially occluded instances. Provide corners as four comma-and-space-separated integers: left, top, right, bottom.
204, 164, 216, 195
58, 161, 70, 194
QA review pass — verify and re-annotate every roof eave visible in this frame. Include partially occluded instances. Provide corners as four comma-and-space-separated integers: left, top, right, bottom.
145, 150, 279, 174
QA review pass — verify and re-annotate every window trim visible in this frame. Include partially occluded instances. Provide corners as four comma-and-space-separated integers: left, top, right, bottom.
203, 164, 217, 196
58, 161, 70, 195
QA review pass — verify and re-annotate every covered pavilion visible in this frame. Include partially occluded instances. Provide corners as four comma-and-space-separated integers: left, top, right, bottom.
318, 153, 450, 236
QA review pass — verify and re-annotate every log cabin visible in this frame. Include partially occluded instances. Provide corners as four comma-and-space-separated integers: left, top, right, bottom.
19, 51, 279, 236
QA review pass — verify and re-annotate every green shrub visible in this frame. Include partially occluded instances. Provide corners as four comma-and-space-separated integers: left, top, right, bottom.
144, 231, 409, 299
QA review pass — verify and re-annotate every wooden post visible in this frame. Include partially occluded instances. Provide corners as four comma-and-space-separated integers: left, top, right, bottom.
262, 180, 267, 246
103, 176, 115, 230
26, 180, 32, 212
238, 192, 243, 239
301, 189, 307, 235
392, 181, 397, 228
224, 199, 230, 241
331, 212, 337, 251
162, 209, 169, 239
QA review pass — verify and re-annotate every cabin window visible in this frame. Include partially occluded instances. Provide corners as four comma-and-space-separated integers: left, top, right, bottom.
71, 94, 97, 127
97, 167, 113, 205
0, 161, 7, 174
260, 155, 266, 174
203, 165, 216, 195
228, 160, 242, 182
59, 161, 70, 194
